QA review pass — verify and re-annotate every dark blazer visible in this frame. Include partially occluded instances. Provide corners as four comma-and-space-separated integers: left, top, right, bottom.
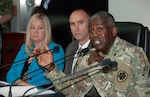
0, 25, 3, 67
64, 40, 100, 97
64, 40, 92, 75
41, 0, 69, 15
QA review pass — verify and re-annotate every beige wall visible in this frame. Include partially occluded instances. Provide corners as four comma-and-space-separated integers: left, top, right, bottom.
109, 0, 150, 30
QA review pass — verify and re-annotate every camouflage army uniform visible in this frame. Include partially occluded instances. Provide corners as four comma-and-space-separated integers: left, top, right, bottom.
45, 37, 150, 97
0, 0, 13, 31
88, 37, 150, 97
45, 53, 94, 97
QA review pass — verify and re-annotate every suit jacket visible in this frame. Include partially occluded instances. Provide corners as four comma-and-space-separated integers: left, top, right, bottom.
64, 40, 101, 97
64, 40, 92, 75
41, 0, 69, 15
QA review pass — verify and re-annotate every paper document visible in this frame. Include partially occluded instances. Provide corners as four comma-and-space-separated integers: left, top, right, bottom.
0, 80, 10, 86
0, 85, 38, 97
0, 81, 56, 97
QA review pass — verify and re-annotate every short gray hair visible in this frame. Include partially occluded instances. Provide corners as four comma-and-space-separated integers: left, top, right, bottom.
90, 11, 116, 27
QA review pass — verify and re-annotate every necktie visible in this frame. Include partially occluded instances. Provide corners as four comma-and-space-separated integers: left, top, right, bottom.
73, 47, 82, 73
77, 47, 82, 65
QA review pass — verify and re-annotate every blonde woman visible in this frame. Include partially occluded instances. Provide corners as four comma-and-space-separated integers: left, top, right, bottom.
6, 13, 64, 88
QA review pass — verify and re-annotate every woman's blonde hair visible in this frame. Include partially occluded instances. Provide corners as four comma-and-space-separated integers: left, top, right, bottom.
25, 13, 52, 56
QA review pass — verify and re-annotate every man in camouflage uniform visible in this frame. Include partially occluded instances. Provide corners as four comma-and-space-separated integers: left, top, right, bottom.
86, 11, 150, 97
0, 0, 13, 31
34, 11, 150, 97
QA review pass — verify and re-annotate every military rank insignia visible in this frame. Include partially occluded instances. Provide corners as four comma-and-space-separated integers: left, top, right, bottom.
117, 70, 128, 82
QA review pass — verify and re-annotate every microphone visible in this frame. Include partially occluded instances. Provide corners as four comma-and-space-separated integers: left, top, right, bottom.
6, 47, 88, 97
20, 48, 89, 96
23, 48, 89, 81
0, 46, 60, 70
8, 47, 88, 86
57, 58, 117, 83
100, 59, 118, 73
5, 46, 59, 97
29, 59, 118, 96
12, 48, 117, 97
29, 48, 89, 75
0, 44, 14, 53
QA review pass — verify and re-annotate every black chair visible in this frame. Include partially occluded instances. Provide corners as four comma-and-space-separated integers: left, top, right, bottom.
0, 25, 3, 79
47, 14, 73, 51
116, 22, 149, 57
0, 25, 3, 66
143, 27, 149, 57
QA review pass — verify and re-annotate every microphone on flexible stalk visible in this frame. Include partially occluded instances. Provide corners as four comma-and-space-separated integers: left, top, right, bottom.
0, 46, 60, 70
6, 46, 59, 97
21, 48, 89, 96
33, 48, 89, 74
6, 47, 89, 97
28, 59, 118, 97
9, 47, 88, 86
22, 48, 89, 85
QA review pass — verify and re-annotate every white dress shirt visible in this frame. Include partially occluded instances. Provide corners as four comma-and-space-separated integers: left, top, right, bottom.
71, 40, 90, 74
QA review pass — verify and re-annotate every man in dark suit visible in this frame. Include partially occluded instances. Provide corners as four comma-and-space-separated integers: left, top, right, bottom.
40, 0, 69, 15
64, 9, 91, 75
64, 9, 100, 97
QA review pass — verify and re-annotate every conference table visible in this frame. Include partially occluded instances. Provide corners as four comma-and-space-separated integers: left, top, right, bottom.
28, 92, 65, 97
0, 81, 65, 97
0, 93, 65, 97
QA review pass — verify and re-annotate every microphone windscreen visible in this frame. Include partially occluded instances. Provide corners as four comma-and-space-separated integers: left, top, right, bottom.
101, 59, 111, 66
53, 46, 60, 53
111, 61, 118, 71
7, 44, 14, 52
111, 61, 118, 67
100, 59, 111, 73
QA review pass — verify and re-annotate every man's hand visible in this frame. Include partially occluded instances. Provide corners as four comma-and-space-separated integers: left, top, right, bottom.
88, 51, 103, 65
33, 45, 54, 68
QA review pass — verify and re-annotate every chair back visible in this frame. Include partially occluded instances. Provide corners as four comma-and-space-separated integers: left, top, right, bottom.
116, 22, 149, 57
47, 14, 73, 51
0, 25, 3, 66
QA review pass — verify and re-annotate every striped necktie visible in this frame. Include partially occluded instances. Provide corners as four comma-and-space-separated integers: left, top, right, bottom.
77, 47, 82, 65
73, 47, 82, 73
